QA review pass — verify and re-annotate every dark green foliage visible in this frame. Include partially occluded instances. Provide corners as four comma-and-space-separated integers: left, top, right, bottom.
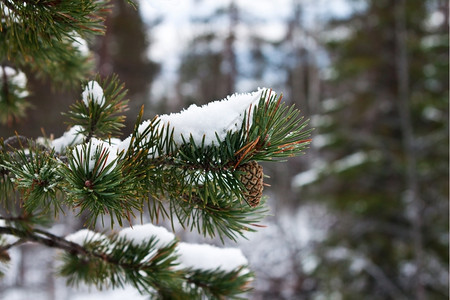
130, 90, 311, 241
0, 72, 310, 297
0, 0, 107, 87
58, 233, 252, 299
0, 140, 62, 213
58, 235, 180, 293
0, 66, 31, 125
304, 0, 449, 298
0, 0, 313, 298
243, 90, 312, 162
62, 140, 141, 227
183, 266, 253, 299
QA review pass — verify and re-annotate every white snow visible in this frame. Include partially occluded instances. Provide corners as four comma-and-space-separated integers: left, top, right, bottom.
310, 114, 334, 127
71, 138, 118, 174
153, 88, 270, 146
116, 136, 132, 154
292, 168, 321, 187
421, 34, 443, 49
0, 220, 19, 245
71, 33, 90, 57
119, 224, 248, 273
321, 98, 341, 112
51, 125, 85, 153
292, 151, 381, 188
311, 134, 336, 148
65, 229, 108, 246
424, 10, 445, 30
82, 81, 105, 107
118, 223, 175, 248
1, 5, 20, 23
292, 160, 327, 187
321, 25, 353, 42
0, 66, 29, 98
422, 106, 443, 122
176, 242, 248, 272
333, 151, 368, 172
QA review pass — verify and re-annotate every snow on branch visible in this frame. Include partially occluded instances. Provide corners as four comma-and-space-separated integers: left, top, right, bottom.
176, 242, 248, 273
65, 224, 249, 274
82, 80, 106, 107
155, 88, 269, 146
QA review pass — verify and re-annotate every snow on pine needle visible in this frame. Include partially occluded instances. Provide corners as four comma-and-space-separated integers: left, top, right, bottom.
118, 223, 176, 249
70, 138, 118, 174
82, 80, 105, 107
50, 125, 85, 153
71, 223, 250, 273
147, 88, 270, 146
176, 242, 249, 273
65, 229, 108, 246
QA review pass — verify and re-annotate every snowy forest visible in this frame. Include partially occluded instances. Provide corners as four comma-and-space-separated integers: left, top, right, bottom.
0, 0, 448, 299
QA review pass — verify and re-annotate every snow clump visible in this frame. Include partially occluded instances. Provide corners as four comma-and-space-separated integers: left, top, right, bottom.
71, 33, 90, 57
50, 125, 85, 153
65, 229, 108, 246
152, 88, 271, 146
176, 242, 248, 272
82, 80, 105, 107
0, 66, 28, 98
71, 138, 118, 174
118, 223, 249, 272
118, 223, 176, 249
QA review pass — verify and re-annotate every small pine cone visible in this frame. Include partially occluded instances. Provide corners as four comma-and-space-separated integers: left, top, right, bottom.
237, 161, 264, 207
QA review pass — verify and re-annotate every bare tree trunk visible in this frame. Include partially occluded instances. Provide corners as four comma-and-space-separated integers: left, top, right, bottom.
96, 1, 114, 77
288, 1, 307, 111
223, 1, 238, 96
395, 1, 425, 299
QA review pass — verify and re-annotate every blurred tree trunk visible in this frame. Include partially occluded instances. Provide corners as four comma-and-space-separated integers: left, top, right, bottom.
223, 1, 238, 95
94, 0, 160, 133
394, 0, 424, 298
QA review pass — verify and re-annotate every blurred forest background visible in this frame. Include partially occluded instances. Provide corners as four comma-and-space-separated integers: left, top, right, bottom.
0, 0, 448, 299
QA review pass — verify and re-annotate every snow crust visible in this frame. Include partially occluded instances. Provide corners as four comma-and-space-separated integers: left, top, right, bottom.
150, 88, 269, 146
65, 229, 107, 246
176, 242, 248, 272
71, 138, 118, 173
66, 224, 248, 273
118, 223, 175, 248
118, 223, 248, 272
51, 125, 85, 153
50, 88, 270, 158
71, 33, 90, 57
82, 81, 105, 107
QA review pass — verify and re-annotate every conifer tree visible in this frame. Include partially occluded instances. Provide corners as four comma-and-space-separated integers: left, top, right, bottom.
0, 1, 311, 298
296, 0, 449, 298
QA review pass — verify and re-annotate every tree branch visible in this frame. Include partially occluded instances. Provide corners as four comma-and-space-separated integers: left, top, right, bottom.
395, 1, 425, 299
0, 226, 88, 255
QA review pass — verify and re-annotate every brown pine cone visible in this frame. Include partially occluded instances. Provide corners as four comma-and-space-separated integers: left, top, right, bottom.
237, 161, 264, 207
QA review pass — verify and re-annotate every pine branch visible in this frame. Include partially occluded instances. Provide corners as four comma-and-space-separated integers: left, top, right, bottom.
0, 65, 31, 124
0, 138, 63, 214
65, 74, 129, 140
0, 1, 306, 298
0, 225, 252, 298
0, 226, 87, 254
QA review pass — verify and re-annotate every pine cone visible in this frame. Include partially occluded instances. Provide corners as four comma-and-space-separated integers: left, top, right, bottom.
237, 161, 264, 207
